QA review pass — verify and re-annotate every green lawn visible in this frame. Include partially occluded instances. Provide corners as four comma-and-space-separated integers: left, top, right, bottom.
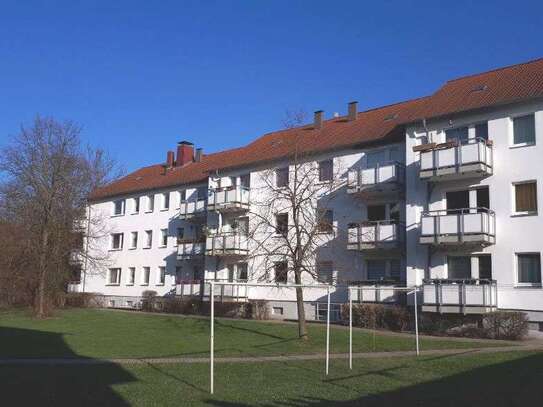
0, 308, 502, 359
1, 351, 542, 406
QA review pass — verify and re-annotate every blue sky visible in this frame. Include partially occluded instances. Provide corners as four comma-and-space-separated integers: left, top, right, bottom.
1, 0, 542, 173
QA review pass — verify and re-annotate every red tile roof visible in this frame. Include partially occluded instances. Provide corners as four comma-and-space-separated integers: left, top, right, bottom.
90, 57, 543, 201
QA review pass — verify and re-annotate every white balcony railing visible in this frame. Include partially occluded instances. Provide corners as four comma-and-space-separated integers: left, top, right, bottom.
422, 279, 497, 313
420, 208, 495, 246
179, 199, 206, 219
347, 162, 404, 195
176, 279, 249, 300
419, 137, 493, 180
177, 240, 206, 260
205, 233, 249, 256
207, 186, 250, 211
350, 283, 406, 304
347, 221, 404, 250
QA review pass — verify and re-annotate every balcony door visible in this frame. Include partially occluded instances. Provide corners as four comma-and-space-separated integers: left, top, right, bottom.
447, 256, 472, 279
446, 190, 469, 214
445, 127, 469, 143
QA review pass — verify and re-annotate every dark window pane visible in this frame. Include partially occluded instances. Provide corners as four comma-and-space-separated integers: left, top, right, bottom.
448, 256, 472, 279
367, 205, 386, 221
475, 122, 488, 140
518, 254, 541, 283
319, 160, 333, 182
317, 209, 333, 233
275, 213, 288, 236
515, 182, 538, 213
446, 190, 470, 213
276, 167, 289, 187
367, 259, 386, 280
445, 127, 469, 143
478, 255, 492, 280
274, 262, 288, 283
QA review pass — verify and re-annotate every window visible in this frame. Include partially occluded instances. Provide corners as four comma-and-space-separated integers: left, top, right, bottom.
514, 182, 538, 214
517, 253, 541, 284
130, 232, 138, 249
238, 263, 248, 281
274, 262, 288, 283
275, 213, 288, 236
475, 122, 488, 140
236, 217, 249, 236
513, 114, 536, 146
108, 268, 121, 285
176, 228, 185, 245
157, 266, 166, 285
175, 266, 182, 285
133, 197, 140, 214
179, 190, 187, 202
318, 159, 333, 182
478, 255, 492, 280
445, 127, 469, 143
113, 199, 125, 216
145, 230, 153, 248
162, 193, 170, 210
240, 174, 251, 188
160, 229, 168, 247
317, 209, 333, 233
272, 307, 284, 315
367, 259, 386, 280
197, 187, 207, 201
127, 267, 135, 285
390, 259, 401, 281
317, 261, 334, 284
447, 256, 472, 279
276, 167, 289, 188
367, 205, 386, 221
142, 267, 150, 285
228, 263, 248, 282
366, 150, 386, 168
147, 195, 155, 212
446, 190, 470, 214
111, 233, 124, 250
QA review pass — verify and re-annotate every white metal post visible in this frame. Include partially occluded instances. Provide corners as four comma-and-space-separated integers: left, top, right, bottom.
326, 286, 330, 376
210, 281, 215, 394
349, 287, 353, 370
414, 286, 420, 356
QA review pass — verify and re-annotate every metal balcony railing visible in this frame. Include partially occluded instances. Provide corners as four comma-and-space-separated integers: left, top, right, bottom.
347, 161, 404, 194
207, 186, 250, 211
419, 137, 493, 180
177, 240, 206, 259
422, 278, 498, 313
205, 233, 249, 256
179, 199, 206, 219
420, 207, 496, 246
347, 220, 404, 250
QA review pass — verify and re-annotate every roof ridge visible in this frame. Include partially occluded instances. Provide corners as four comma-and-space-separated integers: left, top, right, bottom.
445, 57, 543, 84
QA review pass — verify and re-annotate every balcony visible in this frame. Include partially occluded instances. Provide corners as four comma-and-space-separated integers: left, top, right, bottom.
177, 240, 206, 260
422, 279, 498, 314
207, 186, 250, 212
347, 162, 404, 200
176, 279, 249, 301
350, 282, 406, 304
420, 208, 495, 246
205, 233, 249, 257
347, 221, 404, 252
178, 199, 206, 220
418, 138, 493, 181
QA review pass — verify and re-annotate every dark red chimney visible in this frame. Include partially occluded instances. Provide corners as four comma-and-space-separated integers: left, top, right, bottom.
176, 141, 194, 167
166, 151, 175, 167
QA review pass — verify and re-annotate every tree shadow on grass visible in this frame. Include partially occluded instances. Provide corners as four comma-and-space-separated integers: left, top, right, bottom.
0, 326, 136, 406
205, 352, 543, 407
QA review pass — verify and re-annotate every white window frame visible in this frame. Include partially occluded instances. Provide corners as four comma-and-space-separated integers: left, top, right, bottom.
146, 195, 155, 213
127, 267, 136, 285
112, 199, 125, 216
515, 252, 542, 287
107, 268, 121, 285
144, 230, 153, 249
510, 113, 536, 148
110, 233, 124, 250
141, 267, 150, 286
512, 180, 538, 216
160, 228, 168, 247
157, 266, 166, 286
130, 231, 138, 249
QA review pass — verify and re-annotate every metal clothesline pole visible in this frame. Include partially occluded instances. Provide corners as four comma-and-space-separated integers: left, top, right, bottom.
326, 286, 330, 376
349, 287, 353, 370
413, 286, 420, 356
210, 281, 215, 395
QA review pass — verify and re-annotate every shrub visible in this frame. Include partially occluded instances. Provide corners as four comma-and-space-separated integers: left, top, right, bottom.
64, 292, 100, 308
141, 290, 158, 312
482, 311, 529, 340
341, 303, 410, 332
247, 300, 269, 320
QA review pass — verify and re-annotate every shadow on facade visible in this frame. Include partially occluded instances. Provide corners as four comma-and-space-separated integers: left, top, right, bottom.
0, 326, 136, 406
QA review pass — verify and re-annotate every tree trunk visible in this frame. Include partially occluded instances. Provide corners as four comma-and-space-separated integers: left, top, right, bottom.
36, 229, 49, 318
294, 270, 308, 340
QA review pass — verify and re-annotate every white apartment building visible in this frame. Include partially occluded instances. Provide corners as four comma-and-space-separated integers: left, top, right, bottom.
74, 58, 543, 329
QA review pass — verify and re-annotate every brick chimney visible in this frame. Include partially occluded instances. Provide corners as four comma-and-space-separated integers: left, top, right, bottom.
166, 151, 175, 167
176, 141, 194, 167
314, 110, 323, 129
348, 101, 358, 121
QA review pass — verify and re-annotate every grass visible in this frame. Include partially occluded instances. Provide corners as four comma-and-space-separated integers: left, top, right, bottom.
0, 308, 504, 359
1, 351, 542, 406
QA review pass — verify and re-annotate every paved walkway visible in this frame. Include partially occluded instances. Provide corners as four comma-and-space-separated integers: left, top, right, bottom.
1, 344, 542, 366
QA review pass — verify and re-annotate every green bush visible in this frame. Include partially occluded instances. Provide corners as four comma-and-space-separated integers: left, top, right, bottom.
482, 311, 529, 340
64, 292, 100, 308
341, 303, 411, 332
141, 290, 158, 312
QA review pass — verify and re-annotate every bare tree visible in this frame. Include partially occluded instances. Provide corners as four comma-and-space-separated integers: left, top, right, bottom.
246, 111, 345, 340
0, 116, 122, 317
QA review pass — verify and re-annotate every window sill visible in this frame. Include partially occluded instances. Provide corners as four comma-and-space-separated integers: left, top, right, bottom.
126, 283, 134, 286
510, 142, 536, 149
128, 247, 137, 250
515, 284, 542, 289
160, 208, 169, 212
156, 283, 165, 286
158, 245, 167, 249
109, 248, 123, 252
140, 283, 149, 286
131, 212, 139, 215
142, 247, 151, 250
511, 212, 538, 218
110, 214, 125, 218
106, 283, 120, 286
144, 210, 154, 214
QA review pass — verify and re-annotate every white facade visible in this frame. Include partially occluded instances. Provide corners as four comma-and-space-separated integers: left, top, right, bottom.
78, 99, 543, 327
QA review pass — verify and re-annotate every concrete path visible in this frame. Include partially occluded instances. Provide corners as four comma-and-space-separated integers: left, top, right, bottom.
1, 344, 542, 366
